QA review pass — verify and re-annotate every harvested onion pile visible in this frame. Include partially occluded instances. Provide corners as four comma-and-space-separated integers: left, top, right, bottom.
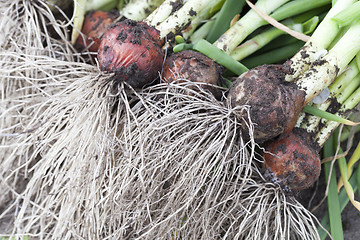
2, 0, 360, 239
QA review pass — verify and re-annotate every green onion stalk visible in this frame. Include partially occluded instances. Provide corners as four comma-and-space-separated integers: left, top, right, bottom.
206, 0, 246, 43
240, 41, 305, 68
297, 57, 360, 144
212, 0, 332, 53
188, 12, 219, 43
175, 0, 332, 76
298, 59, 360, 132
293, 20, 360, 105
180, 0, 224, 40
315, 78, 360, 147
284, 0, 357, 82
229, 13, 321, 62
145, 0, 225, 38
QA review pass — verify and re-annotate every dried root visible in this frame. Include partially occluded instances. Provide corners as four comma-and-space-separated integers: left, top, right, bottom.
1, 74, 325, 239
0, 3, 326, 237
221, 173, 321, 240
0, 68, 131, 236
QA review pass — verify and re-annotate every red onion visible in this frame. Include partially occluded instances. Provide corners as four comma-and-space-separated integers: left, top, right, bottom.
263, 129, 321, 191
162, 50, 222, 98
75, 10, 120, 53
227, 64, 306, 143
98, 19, 165, 88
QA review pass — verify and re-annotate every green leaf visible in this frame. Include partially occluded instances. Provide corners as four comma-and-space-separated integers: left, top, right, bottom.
321, 135, 344, 240
303, 105, 359, 126
193, 39, 248, 75
206, 0, 246, 43
332, 1, 360, 27
173, 43, 193, 53
318, 167, 358, 239
302, 16, 320, 34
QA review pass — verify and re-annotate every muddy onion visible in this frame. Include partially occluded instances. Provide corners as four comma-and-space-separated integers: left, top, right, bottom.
227, 64, 306, 143
263, 129, 321, 191
98, 19, 165, 88
162, 50, 222, 97
75, 10, 120, 52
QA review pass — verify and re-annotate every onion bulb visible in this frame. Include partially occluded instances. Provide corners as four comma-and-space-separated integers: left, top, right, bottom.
75, 10, 120, 52
162, 50, 222, 97
263, 129, 321, 191
227, 64, 306, 143
98, 19, 165, 88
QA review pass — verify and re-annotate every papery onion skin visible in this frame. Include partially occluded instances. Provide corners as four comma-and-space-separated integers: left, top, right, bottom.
162, 50, 222, 98
75, 10, 120, 53
98, 20, 165, 88
263, 129, 321, 191
227, 64, 306, 143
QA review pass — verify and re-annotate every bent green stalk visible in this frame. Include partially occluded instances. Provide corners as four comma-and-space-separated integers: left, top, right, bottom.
213, 0, 331, 53
230, 16, 319, 61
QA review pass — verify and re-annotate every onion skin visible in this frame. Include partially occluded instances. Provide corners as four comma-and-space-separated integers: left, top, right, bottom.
263, 129, 321, 191
98, 20, 165, 88
75, 10, 120, 53
227, 64, 306, 143
162, 50, 222, 98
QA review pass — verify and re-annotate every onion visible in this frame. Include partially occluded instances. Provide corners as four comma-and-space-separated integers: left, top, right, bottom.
227, 64, 306, 143
162, 50, 222, 97
75, 10, 120, 53
263, 128, 321, 191
97, 19, 165, 88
